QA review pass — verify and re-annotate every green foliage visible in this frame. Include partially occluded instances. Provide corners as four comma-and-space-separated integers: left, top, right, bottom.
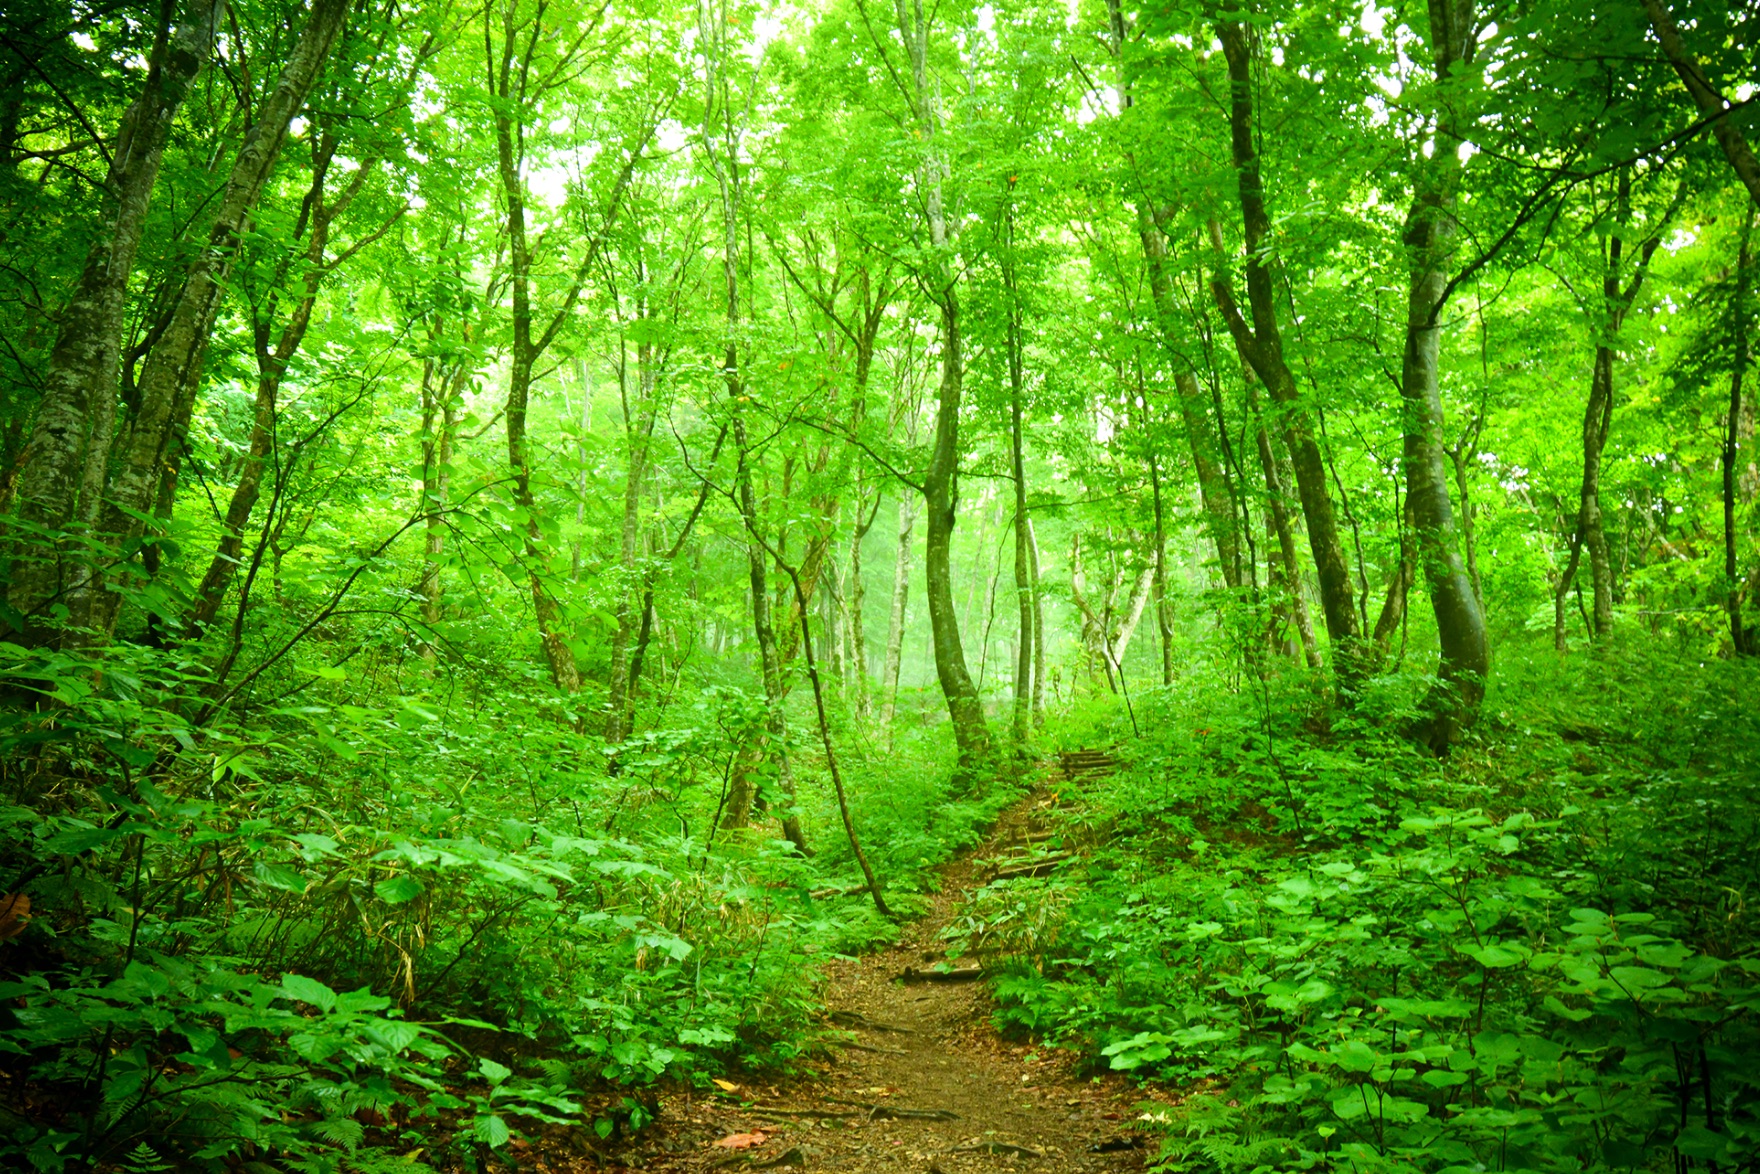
981, 646, 1760, 1172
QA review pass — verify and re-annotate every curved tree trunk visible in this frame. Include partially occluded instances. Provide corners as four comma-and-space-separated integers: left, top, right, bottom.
1400, 0, 1491, 749
1207, 26, 1364, 684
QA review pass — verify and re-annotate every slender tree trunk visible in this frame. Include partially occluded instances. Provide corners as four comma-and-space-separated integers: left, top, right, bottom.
604, 347, 657, 744
4, 5, 214, 640
184, 139, 382, 636
1102, 0, 1240, 590
847, 491, 876, 717
703, 10, 804, 851
571, 359, 592, 580
1148, 448, 1174, 685
1725, 207, 1754, 654
419, 365, 459, 667
894, 0, 993, 775
1028, 516, 1046, 723
881, 496, 914, 733
81, 0, 348, 644
1206, 26, 1364, 683
1400, 0, 1491, 749
1248, 381, 1321, 667
1008, 280, 1034, 737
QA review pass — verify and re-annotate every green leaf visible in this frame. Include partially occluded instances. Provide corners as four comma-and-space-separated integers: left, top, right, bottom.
281, 973, 338, 1013
473, 1114, 511, 1147
374, 874, 424, 904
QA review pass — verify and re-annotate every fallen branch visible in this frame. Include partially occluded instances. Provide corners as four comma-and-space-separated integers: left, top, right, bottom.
823, 1098, 961, 1122
898, 965, 985, 983
989, 854, 1073, 881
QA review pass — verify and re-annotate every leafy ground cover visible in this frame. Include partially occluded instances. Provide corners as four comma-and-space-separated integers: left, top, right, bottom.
958, 642, 1760, 1172
0, 642, 1015, 1173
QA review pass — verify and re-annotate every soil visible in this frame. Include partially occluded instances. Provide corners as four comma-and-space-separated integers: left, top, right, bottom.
573, 751, 1155, 1173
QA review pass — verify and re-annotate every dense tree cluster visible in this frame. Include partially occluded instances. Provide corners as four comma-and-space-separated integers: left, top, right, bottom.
0, 0, 1756, 1168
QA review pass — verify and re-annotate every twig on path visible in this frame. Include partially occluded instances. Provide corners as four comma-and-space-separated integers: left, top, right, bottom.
823, 1097, 961, 1121
898, 965, 986, 983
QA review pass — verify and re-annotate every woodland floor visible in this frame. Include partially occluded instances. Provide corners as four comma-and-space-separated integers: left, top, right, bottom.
535, 753, 1160, 1173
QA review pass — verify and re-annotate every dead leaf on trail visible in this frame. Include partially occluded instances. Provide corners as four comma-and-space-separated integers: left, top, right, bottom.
713, 1132, 767, 1149
712, 1079, 739, 1092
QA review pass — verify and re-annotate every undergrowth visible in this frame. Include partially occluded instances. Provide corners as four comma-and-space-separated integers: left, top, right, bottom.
0, 642, 1009, 1173
958, 639, 1760, 1172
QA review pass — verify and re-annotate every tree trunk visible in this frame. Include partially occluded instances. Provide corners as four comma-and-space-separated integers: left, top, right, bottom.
185, 136, 381, 637
1639, 0, 1760, 209
1248, 380, 1321, 667
604, 345, 658, 744
4, 5, 214, 641
881, 496, 914, 734
1028, 516, 1046, 723
847, 490, 876, 717
894, 0, 993, 776
1102, 0, 1240, 591
419, 363, 459, 667
1400, 0, 1492, 749
1004, 221, 1034, 742
1148, 448, 1174, 686
1206, 26, 1364, 683
83, 0, 348, 646
704, 11, 804, 851
1725, 206, 1754, 654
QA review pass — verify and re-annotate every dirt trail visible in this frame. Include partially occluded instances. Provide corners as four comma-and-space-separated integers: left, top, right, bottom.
629, 751, 1149, 1173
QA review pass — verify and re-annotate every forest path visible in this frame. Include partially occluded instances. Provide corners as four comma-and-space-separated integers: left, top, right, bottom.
629, 750, 1150, 1174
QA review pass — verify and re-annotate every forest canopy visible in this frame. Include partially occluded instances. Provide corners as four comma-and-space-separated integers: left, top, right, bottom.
1, 0, 1758, 1169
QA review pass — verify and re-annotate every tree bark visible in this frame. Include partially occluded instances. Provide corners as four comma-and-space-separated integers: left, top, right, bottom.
419, 362, 460, 667
1148, 447, 1174, 686
1556, 170, 1676, 647
1206, 25, 1364, 683
604, 341, 659, 744
1400, 0, 1492, 748
4, 4, 214, 641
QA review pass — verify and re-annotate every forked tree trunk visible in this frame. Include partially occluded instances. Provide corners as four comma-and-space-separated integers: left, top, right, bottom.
1247, 380, 1320, 667
1555, 169, 1677, 648
185, 134, 385, 636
